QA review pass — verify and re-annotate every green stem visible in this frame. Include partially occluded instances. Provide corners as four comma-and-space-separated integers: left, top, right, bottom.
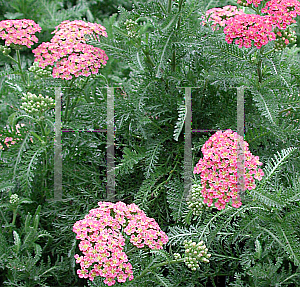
39, 120, 48, 192
67, 77, 90, 122
142, 48, 155, 68
167, 0, 172, 13
257, 59, 262, 83
5, 54, 18, 64
16, 50, 27, 86
262, 48, 275, 57
178, 0, 184, 11
171, 49, 176, 72
175, 0, 184, 30
63, 78, 75, 122
158, 1, 167, 14
278, 106, 299, 115
133, 258, 185, 281
0, 208, 9, 226
12, 208, 18, 226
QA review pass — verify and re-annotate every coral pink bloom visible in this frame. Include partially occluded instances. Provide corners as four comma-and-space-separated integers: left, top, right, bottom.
261, 0, 300, 29
33, 20, 108, 80
193, 129, 264, 209
73, 201, 168, 286
224, 14, 275, 49
0, 19, 41, 48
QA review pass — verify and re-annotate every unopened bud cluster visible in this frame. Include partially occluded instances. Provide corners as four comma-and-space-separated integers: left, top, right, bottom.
187, 184, 212, 216
10, 194, 20, 205
183, 240, 211, 271
0, 45, 11, 56
20, 92, 55, 115
124, 19, 138, 39
173, 253, 181, 260
274, 26, 297, 51
28, 62, 52, 78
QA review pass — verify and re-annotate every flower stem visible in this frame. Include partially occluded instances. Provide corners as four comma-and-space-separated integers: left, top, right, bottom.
257, 59, 262, 83
5, 54, 18, 64
64, 78, 76, 122
39, 120, 48, 193
16, 50, 27, 86
167, 0, 172, 13
262, 48, 275, 57
142, 48, 155, 68
12, 208, 17, 226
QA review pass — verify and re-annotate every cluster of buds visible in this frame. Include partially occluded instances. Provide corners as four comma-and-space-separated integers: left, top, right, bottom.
28, 61, 52, 78
187, 184, 212, 216
20, 92, 55, 115
274, 26, 297, 51
0, 123, 28, 150
124, 19, 138, 39
9, 194, 20, 205
0, 45, 11, 55
183, 240, 211, 271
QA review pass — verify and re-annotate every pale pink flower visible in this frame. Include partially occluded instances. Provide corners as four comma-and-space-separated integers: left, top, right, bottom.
193, 129, 264, 210
0, 19, 41, 48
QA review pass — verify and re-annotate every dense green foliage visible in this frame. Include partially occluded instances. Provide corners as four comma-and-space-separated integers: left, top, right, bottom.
0, 0, 299, 286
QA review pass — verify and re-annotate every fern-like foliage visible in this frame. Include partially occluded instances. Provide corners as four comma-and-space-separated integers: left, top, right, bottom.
165, 177, 188, 222
173, 100, 186, 141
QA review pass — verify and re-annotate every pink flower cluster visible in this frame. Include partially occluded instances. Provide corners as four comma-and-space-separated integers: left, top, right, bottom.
202, 5, 245, 31
0, 123, 33, 150
0, 19, 41, 48
73, 201, 168, 286
237, 0, 264, 7
52, 20, 107, 44
193, 129, 264, 210
224, 14, 276, 48
33, 20, 108, 80
261, 0, 300, 29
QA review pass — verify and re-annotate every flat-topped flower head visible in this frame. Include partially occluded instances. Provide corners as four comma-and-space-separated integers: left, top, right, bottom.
32, 20, 108, 80
52, 20, 108, 44
193, 129, 264, 210
237, 0, 264, 7
224, 14, 276, 49
261, 0, 300, 29
202, 5, 245, 31
0, 19, 41, 48
73, 201, 168, 285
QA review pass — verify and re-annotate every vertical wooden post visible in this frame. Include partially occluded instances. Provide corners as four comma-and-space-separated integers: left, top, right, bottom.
236, 86, 245, 202
107, 87, 115, 201
54, 87, 62, 200
184, 87, 192, 200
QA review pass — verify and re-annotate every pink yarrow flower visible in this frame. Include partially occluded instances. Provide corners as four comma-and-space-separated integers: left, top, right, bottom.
261, 0, 300, 29
237, 0, 264, 7
0, 19, 41, 48
224, 14, 276, 48
33, 20, 108, 80
73, 201, 168, 286
194, 129, 264, 210
202, 5, 245, 31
